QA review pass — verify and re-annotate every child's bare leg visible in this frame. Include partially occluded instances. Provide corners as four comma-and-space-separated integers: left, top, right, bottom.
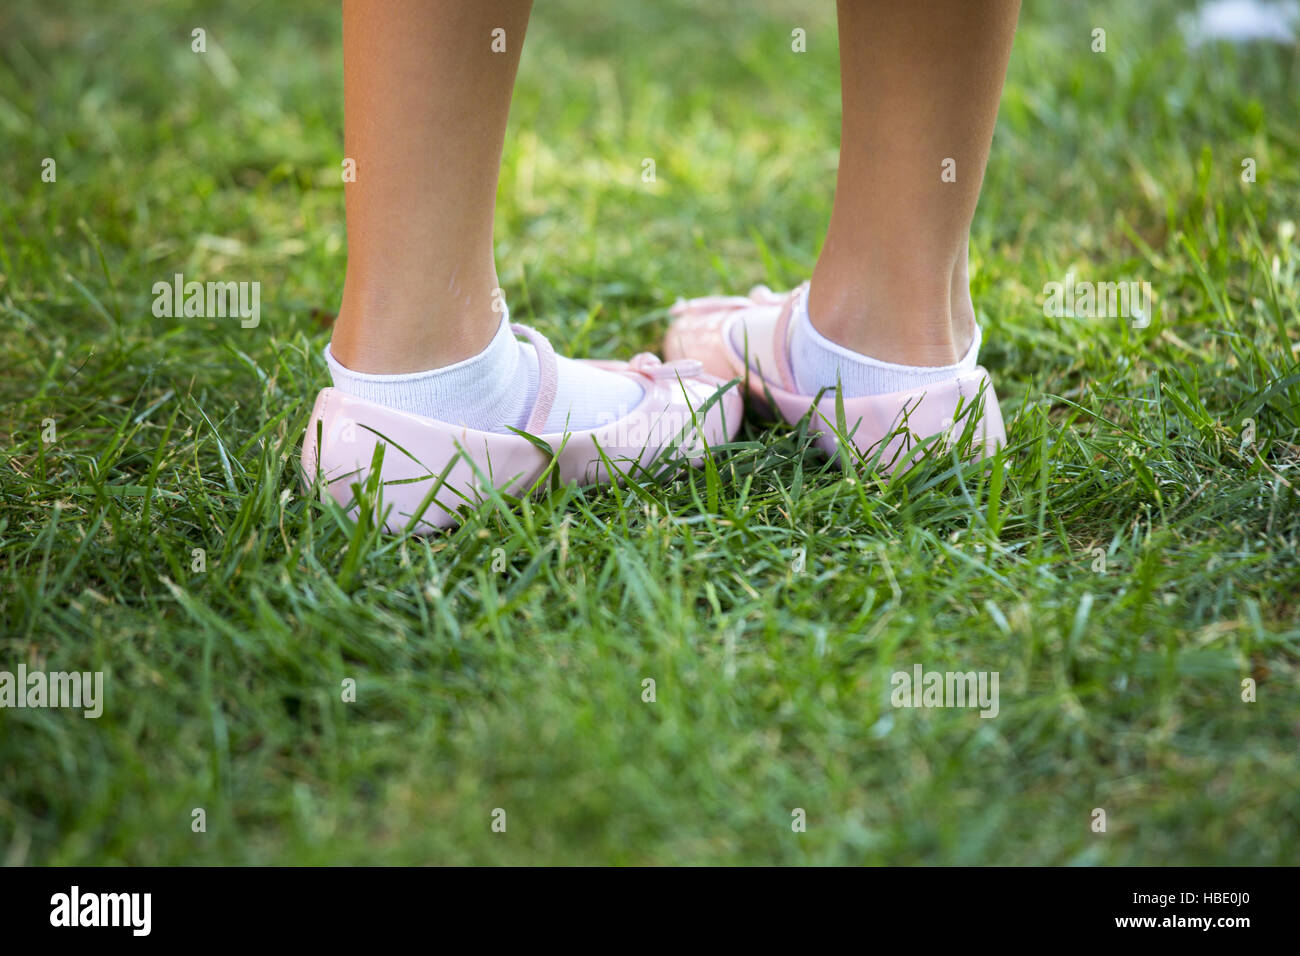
808, 0, 1021, 367
330, 0, 532, 374
324, 0, 642, 434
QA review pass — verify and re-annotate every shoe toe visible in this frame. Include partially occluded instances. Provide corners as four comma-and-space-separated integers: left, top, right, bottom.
663, 312, 738, 382
676, 368, 744, 440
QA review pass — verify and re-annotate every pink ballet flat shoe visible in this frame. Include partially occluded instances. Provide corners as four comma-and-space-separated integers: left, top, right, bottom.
302, 324, 742, 533
664, 281, 1006, 471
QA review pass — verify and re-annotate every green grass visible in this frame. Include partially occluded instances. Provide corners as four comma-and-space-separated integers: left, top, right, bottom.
2, 0, 1298, 865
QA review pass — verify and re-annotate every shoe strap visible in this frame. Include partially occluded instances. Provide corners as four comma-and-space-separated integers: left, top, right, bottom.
770, 282, 807, 393
511, 323, 558, 434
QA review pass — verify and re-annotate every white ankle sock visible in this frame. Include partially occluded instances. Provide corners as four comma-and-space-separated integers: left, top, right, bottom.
324, 315, 644, 434
787, 287, 981, 397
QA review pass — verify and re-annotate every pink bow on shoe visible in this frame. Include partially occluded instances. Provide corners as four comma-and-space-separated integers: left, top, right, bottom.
627, 352, 704, 380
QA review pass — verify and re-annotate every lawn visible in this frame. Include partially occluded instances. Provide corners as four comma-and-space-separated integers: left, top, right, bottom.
1, 0, 1297, 865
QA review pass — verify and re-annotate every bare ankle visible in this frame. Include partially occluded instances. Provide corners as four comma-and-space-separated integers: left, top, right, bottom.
807, 274, 963, 367
950, 299, 977, 358
332, 270, 501, 373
